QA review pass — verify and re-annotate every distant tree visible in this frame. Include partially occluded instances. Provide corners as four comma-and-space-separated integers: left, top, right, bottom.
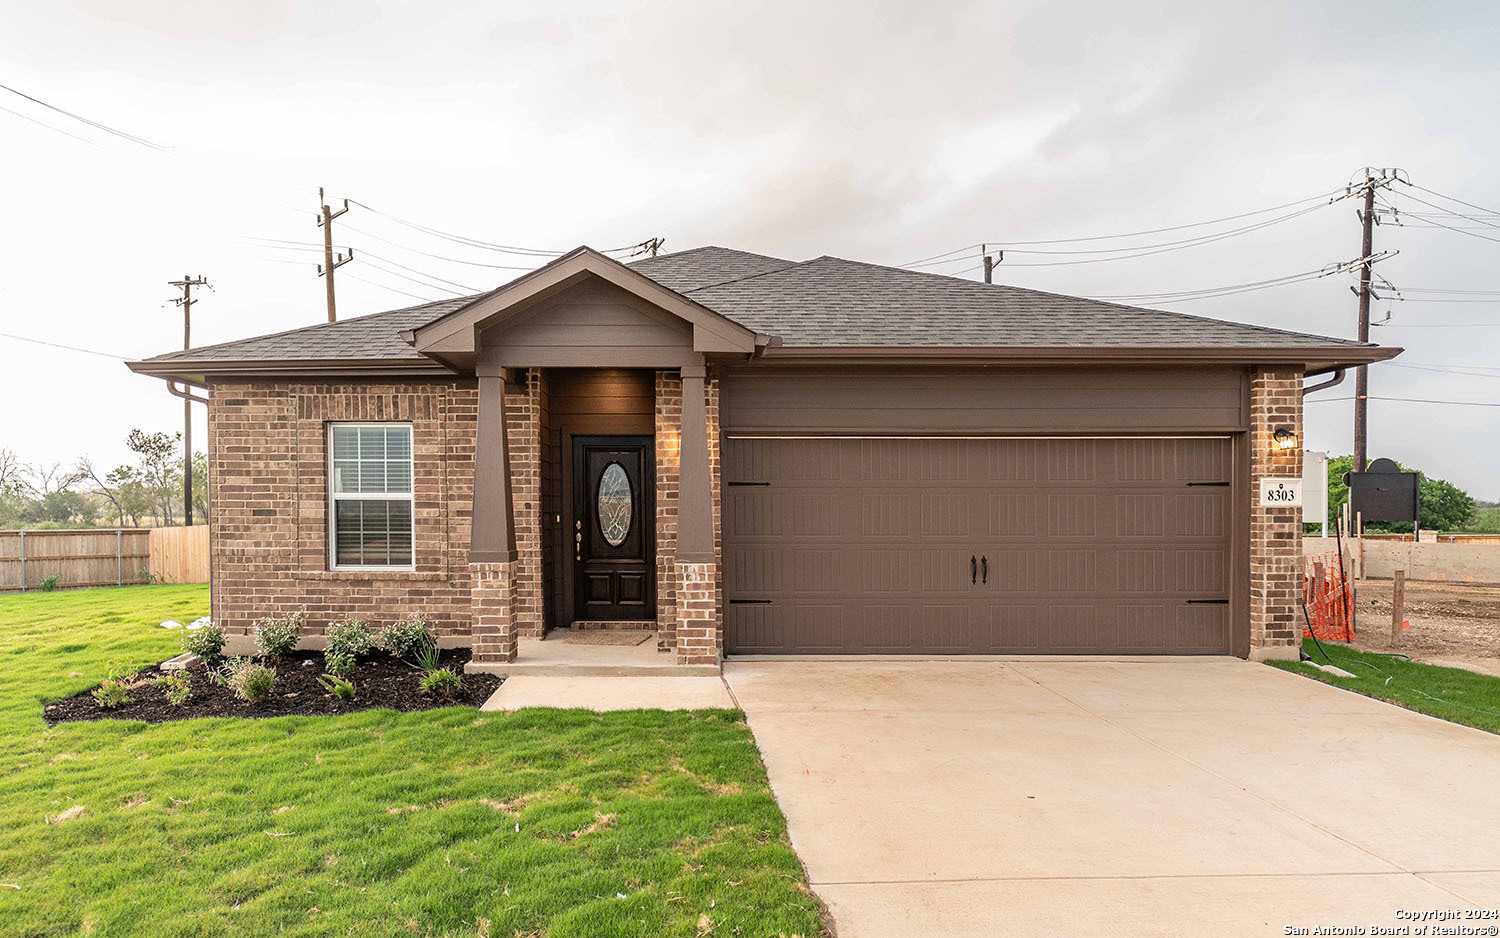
20, 490, 96, 526
191, 451, 208, 523
125, 429, 181, 525
1324, 455, 1476, 533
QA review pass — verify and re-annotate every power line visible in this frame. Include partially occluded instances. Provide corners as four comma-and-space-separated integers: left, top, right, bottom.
1306, 395, 1500, 408
338, 224, 543, 270
343, 273, 440, 303
901, 187, 1348, 268
0, 102, 101, 147
346, 199, 571, 256
0, 81, 166, 149
0, 330, 130, 359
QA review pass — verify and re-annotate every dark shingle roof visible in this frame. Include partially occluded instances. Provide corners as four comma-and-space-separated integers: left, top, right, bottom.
142, 295, 479, 364
133, 244, 1372, 369
627, 245, 794, 293
678, 255, 1368, 348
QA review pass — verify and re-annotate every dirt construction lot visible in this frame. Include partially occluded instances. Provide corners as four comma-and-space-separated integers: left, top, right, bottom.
1344, 578, 1500, 676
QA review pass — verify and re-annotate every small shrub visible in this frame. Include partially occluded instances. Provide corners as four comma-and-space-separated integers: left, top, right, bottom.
326, 617, 374, 659
317, 674, 355, 700
181, 620, 226, 663
153, 670, 192, 706
38, 575, 59, 592
380, 613, 435, 661
92, 662, 139, 709
229, 662, 276, 703
138, 569, 162, 585
324, 651, 356, 678
210, 656, 248, 687
419, 667, 462, 700
253, 611, 303, 660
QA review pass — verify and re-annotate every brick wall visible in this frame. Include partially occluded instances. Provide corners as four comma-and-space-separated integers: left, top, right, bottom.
1249, 367, 1304, 659
507, 369, 544, 637
654, 370, 681, 651
208, 378, 512, 650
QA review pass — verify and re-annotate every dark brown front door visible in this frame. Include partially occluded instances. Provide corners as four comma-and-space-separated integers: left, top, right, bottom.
723, 437, 1234, 655
573, 436, 654, 621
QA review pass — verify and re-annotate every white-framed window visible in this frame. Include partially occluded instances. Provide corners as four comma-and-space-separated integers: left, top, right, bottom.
328, 423, 414, 569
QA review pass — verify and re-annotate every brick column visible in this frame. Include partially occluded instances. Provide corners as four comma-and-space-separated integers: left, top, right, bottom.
675, 562, 718, 665
674, 365, 722, 667
654, 371, 682, 653
506, 369, 544, 637
470, 560, 518, 663
1249, 367, 1303, 660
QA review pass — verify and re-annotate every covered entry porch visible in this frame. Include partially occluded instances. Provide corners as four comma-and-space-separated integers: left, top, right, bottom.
401, 248, 764, 671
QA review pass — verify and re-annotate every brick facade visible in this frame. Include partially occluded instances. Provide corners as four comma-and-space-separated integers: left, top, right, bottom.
209, 380, 479, 651
1248, 367, 1304, 660
470, 560, 519, 663
507, 369, 545, 638
208, 377, 545, 652
653, 370, 681, 651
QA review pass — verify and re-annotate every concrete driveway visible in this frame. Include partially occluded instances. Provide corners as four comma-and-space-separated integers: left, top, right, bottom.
723, 658, 1500, 937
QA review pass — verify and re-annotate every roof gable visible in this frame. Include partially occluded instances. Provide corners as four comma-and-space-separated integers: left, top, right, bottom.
409, 247, 760, 369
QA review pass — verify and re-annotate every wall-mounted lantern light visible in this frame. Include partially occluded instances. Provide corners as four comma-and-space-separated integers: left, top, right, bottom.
1272, 427, 1298, 451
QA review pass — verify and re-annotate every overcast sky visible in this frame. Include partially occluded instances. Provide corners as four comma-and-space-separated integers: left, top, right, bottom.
3, 1, 1498, 497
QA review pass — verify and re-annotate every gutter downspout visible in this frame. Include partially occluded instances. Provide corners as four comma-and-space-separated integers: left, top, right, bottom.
1302, 368, 1346, 397
166, 379, 209, 406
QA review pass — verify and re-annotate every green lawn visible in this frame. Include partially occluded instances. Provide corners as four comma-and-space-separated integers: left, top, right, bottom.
0, 585, 825, 938
1269, 638, 1500, 735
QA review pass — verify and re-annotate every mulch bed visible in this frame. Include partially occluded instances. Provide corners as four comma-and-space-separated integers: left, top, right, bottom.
45, 649, 502, 724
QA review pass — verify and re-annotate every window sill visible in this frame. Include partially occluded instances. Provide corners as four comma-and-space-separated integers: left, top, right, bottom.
294, 570, 450, 582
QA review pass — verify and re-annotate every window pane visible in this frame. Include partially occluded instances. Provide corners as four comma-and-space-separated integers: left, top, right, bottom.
334, 498, 412, 566
330, 424, 412, 495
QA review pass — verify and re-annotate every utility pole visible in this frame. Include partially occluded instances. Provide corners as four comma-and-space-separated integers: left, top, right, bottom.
645, 237, 665, 257
981, 245, 1002, 283
317, 187, 353, 322
168, 275, 210, 525
1353, 172, 1376, 474
1350, 168, 1401, 475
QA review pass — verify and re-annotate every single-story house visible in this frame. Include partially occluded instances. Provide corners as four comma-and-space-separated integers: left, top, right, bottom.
128, 245, 1398, 668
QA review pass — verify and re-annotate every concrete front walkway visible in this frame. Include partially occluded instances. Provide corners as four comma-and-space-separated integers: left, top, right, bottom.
724, 658, 1500, 937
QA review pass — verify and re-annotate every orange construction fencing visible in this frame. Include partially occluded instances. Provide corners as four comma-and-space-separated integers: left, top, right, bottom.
1303, 551, 1355, 643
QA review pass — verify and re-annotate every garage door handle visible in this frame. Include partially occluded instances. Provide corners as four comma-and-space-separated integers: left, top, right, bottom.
971, 555, 977, 585
981, 555, 987, 584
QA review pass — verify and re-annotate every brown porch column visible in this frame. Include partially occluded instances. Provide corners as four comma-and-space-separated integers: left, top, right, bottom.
675, 365, 719, 665
470, 373, 519, 664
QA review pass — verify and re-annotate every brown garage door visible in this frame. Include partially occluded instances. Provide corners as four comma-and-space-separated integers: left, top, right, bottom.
723, 437, 1233, 655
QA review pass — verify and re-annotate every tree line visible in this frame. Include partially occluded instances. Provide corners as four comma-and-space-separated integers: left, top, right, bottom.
0, 430, 204, 529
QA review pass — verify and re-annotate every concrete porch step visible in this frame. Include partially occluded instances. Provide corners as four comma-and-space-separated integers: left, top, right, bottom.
465, 661, 720, 677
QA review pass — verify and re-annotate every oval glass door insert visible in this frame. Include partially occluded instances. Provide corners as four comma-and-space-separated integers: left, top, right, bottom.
597, 462, 632, 547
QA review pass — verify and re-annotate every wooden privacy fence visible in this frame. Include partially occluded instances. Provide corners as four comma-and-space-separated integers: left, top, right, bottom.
0, 526, 209, 591
148, 524, 209, 584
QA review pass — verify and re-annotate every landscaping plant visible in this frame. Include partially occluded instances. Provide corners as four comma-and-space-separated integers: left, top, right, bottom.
152, 670, 192, 706
253, 610, 304, 660
228, 661, 276, 703
380, 612, 436, 661
316, 674, 356, 700
180, 619, 226, 662
326, 616, 374, 659
91, 663, 138, 709
38, 575, 59, 592
415, 644, 462, 700
324, 650, 356, 678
